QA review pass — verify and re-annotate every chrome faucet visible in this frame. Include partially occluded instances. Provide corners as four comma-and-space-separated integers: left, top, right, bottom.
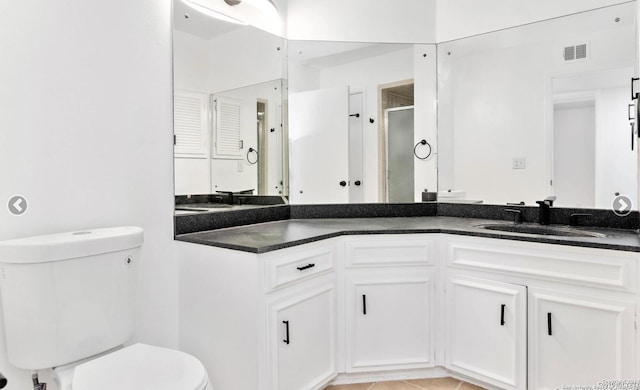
535, 196, 556, 225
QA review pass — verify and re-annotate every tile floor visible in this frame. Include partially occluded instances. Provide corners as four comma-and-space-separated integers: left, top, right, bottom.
324, 377, 485, 390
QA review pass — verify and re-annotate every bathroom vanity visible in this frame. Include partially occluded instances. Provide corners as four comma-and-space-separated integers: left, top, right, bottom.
175, 208, 640, 390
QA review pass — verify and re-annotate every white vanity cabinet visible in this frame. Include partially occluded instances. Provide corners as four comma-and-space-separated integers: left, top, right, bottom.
343, 235, 436, 372
179, 230, 640, 390
267, 278, 336, 390
445, 277, 527, 390
178, 239, 338, 390
528, 288, 635, 389
264, 244, 337, 390
444, 236, 638, 390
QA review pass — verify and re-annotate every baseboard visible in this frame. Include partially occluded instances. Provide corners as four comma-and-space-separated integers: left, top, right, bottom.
328, 366, 452, 385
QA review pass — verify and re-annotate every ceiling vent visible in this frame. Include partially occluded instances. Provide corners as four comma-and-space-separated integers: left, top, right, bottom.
563, 43, 588, 62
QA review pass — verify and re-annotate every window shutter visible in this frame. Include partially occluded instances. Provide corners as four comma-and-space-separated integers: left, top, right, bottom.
174, 90, 207, 157
213, 97, 243, 159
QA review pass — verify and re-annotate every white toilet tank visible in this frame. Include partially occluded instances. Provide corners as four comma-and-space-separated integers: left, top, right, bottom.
0, 226, 143, 370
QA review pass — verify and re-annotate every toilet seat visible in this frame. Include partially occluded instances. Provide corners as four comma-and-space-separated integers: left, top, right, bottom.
71, 343, 208, 390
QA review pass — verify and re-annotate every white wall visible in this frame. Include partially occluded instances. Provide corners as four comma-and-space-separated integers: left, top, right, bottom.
436, 0, 632, 42
207, 27, 286, 93
287, 0, 437, 43
0, 0, 175, 388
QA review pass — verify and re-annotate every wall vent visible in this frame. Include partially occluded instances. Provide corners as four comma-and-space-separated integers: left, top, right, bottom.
563, 43, 588, 62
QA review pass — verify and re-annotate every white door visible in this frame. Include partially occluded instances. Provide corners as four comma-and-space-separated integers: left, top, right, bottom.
446, 277, 527, 390
289, 86, 349, 204
346, 273, 433, 372
529, 288, 636, 389
270, 283, 336, 390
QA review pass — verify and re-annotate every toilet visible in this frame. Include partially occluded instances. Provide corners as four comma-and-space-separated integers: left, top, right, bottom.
0, 226, 211, 390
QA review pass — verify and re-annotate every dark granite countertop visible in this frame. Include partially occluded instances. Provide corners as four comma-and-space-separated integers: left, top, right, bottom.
175, 216, 640, 254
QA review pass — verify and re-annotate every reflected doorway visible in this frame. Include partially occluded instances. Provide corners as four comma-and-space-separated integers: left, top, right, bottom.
378, 81, 415, 202
553, 99, 596, 208
386, 106, 415, 203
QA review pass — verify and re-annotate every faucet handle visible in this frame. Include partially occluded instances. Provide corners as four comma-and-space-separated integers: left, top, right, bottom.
570, 213, 592, 226
504, 208, 523, 223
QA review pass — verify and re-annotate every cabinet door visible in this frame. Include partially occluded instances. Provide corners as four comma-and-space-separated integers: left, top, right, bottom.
529, 288, 636, 389
346, 272, 433, 372
269, 282, 336, 390
446, 277, 527, 390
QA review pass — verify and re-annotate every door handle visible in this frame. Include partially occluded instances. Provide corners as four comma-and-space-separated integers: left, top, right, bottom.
362, 294, 367, 315
283, 320, 290, 344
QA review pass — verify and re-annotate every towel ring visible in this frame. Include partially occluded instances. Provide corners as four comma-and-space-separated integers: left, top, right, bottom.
414, 139, 432, 160
246, 147, 258, 165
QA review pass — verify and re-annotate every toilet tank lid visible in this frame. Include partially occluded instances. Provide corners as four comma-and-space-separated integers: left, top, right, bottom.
0, 226, 143, 264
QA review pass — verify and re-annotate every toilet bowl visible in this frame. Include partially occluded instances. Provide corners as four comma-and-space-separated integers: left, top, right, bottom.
54, 343, 211, 390
0, 227, 211, 390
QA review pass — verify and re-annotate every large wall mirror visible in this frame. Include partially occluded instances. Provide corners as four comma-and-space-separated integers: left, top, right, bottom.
438, 1, 638, 209
172, 0, 288, 199
173, 0, 638, 213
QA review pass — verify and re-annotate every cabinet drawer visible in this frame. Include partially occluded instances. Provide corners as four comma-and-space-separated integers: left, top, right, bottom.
265, 244, 335, 292
445, 236, 637, 292
344, 234, 435, 268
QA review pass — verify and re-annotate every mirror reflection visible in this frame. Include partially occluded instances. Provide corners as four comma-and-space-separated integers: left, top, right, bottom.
437, 2, 638, 208
172, 1, 638, 213
172, 0, 287, 199
287, 41, 438, 204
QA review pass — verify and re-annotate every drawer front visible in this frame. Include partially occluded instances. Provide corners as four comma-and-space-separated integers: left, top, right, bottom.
266, 244, 335, 292
345, 234, 436, 268
445, 236, 637, 292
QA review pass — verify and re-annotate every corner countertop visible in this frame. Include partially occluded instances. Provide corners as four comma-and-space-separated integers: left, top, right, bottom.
174, 216, 640, 254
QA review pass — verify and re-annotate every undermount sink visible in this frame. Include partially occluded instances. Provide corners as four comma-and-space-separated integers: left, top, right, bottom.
478, 223, 606, 238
